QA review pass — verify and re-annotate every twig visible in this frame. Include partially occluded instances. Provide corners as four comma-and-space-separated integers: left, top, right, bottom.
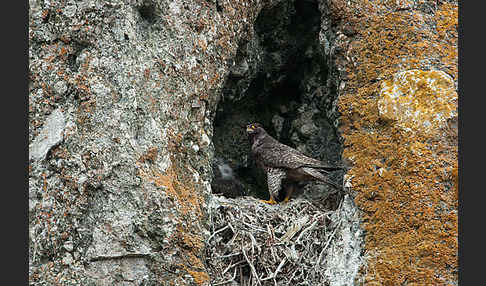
247, 231, 260, 254
295, 219, 318, 243
206, 225, 230, 243
222, 260, 245, 276
217, 252, 241, 259
239, 265, 243, 285
214, 267, 238, 285
318, 219, 341, 263
241, 220, 267, 233
261, 257, 287, 281
287, 268, 299, 285
242, 243, 261, 285
280, 215, 308, 243
266, 223, 274, 242
267, 224, 278, 263
226, 222, 238, 245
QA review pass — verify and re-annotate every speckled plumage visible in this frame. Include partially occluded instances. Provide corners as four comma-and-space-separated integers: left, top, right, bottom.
246, 123, 342, 204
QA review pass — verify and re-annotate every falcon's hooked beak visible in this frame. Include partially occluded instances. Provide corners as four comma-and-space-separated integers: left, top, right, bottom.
246, 124, 257, 134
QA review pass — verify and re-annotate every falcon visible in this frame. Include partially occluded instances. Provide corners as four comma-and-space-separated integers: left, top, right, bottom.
211, 157, 247, 198
246, 123, 343, 204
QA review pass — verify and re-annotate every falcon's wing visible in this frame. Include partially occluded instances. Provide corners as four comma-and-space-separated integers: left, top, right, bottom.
255, 139, 341, 170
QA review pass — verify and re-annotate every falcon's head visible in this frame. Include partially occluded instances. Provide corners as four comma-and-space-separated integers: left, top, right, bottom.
246, 123, 266, 143
246, 123, 264, 135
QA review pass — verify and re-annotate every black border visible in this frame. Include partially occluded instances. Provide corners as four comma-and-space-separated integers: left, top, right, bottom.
21, 0, 29, 284
458, 1, 473, 286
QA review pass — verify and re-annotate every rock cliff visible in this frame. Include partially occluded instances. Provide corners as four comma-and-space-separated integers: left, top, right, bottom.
29, 0, 457, 285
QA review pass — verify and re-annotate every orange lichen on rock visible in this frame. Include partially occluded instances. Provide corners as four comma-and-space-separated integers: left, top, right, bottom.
137, 146, 159, 163
378, 69, 457, 134
330, 0, 458, 284
434, 2, 458, 77
152, 163, 204, 219
174, 225, 210, 286
138, 153, 209, 285
186, 270, 210, 286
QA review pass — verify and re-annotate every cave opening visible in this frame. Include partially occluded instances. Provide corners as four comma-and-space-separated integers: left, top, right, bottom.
211, 0, 343, 204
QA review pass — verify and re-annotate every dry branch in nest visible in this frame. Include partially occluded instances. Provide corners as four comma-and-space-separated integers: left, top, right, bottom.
206, 191, 363, 286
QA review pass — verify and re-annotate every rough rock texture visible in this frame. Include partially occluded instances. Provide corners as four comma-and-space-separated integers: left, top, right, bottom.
323, 0, 458, 284
28, 0, 277, 285
378, 69, 457, 134
29, 0, 457, 285
29, 108, 66, 161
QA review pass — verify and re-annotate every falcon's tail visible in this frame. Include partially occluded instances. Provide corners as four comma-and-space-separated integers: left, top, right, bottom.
300, 163, 344, 172
302, 167, 342, 190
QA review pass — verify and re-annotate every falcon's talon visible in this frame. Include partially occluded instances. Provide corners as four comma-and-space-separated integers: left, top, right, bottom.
260, 198, 277, 205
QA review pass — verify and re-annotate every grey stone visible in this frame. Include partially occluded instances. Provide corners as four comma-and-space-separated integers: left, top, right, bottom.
64, 240, 74, 252
230, 59, 249, 77
29, 109, 65, 161
62, 253, 74, 265
321, 195, 364, 286
53, 81, 68, 96
300, 122, 318, 137
28, 198, 38, 213
63, 3, 77, 18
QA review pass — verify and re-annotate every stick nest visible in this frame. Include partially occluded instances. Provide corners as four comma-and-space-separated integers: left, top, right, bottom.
206, 191, 364, 286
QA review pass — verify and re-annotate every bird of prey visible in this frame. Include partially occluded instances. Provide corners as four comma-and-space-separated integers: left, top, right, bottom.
246, 123, 343, 204
211, 157, 247, 198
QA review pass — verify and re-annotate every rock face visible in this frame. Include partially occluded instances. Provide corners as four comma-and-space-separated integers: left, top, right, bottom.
29, 108, 66, 161
28, 0, 275, 284
29, 0, 458, 285
378, 69, 457, 134
328, 1, 458, 285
